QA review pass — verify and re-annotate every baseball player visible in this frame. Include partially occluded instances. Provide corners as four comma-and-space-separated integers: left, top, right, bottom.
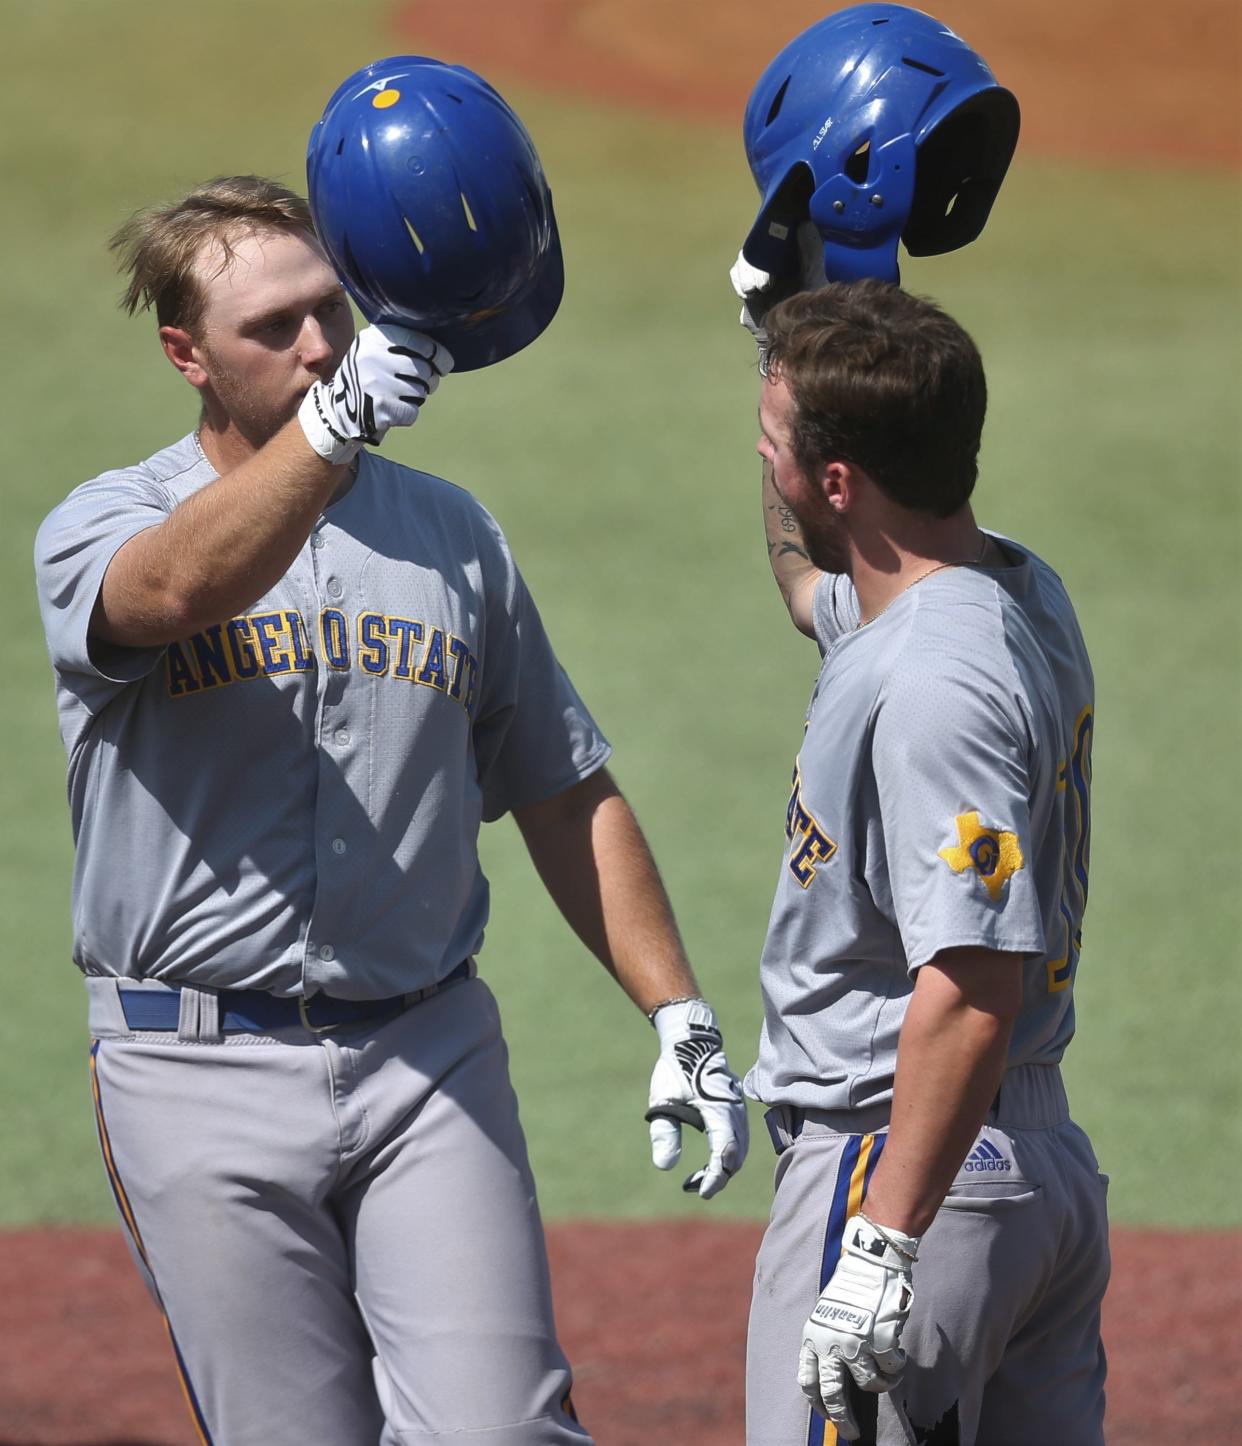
724, 13, 1105, 1442
33, 74, 748, 1446
737, 279, 1109, 1445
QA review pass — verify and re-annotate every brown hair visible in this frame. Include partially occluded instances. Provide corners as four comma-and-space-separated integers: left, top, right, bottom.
109, 175, 316, 335
762, 280, 987, 518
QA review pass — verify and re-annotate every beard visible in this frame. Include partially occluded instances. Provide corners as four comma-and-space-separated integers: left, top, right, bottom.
776, 480, 852, 575
200, 348, 304, 451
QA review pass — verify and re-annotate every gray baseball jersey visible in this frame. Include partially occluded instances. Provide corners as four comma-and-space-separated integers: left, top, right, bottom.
35, 433, 610, 997
35, 433, 606, 1443
744, 538, 1107, 1446
746, 537, 1094, 1113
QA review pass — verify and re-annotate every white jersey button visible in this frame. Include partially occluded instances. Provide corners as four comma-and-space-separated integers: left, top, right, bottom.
334, 728, 350, 746
326, 579, 344, 600
318, 943, 336, 962
311, 533, 326, 549
331, 838, 347, 855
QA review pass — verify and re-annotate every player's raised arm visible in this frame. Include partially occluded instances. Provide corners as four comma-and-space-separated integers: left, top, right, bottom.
760, 456, 821, 636
731, 234, 832, 639
93, 235, 449, 649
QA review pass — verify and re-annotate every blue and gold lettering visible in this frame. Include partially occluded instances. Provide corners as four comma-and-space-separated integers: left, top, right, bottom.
358, 613, 390, 675
969, 834, 1000, 877
784, 764, 837, 888
447, 637, 470, 700
785, 763, 801, 838
252, 612, 292, 674
321, 610, 349, 670
286, 611, 313, 672
388, 617, 424, 680
1047, 706, 1094, 994
165, 641, 201, 697
226, 618, 260, 679
417, 627, 448, 692
790, 825, 836, 887
1069, 708, 1093, 901
161, 605, 479, 716
190, 625, 231, 689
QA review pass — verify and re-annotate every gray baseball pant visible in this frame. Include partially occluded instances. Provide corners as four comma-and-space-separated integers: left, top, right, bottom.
746, 1064, 1109, 1446
86, 973, 590, 1446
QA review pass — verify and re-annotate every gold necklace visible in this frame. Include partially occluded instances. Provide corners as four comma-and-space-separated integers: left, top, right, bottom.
860, 531, 989, 628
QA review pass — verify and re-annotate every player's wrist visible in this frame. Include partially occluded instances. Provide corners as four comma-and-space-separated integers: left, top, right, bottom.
646, 994, 709, 1027
854, 1212, 921, 1264
298, 382, 364, 465
649, 997, 717, 1045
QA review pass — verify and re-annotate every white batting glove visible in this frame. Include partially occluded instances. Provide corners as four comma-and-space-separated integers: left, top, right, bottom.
730, 250, 777, 343
298, 324, 453, 465
798, 1214, 919, 1440
644, 999, 748, 1199
729, 223, 829, 346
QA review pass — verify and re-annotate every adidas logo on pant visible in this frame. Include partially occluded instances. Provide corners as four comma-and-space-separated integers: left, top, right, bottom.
964, 1139, 1011, 1173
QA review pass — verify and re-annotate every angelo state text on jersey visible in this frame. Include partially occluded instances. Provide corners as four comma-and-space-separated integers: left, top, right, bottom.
163, 607, 480, 716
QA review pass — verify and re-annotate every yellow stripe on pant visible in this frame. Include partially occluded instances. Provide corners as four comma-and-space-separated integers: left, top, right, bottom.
90, 1042, 212, 1446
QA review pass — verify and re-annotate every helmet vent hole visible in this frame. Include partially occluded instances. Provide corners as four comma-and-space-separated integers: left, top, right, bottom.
903, 57, 945, 77
335, 139, 345, 157
766, 77, 791, 127
872, 16, 890, 23
845, 141, 871, 184
460, 192, 478, 232
446, 92, 464, 104
402, 216, 426, 255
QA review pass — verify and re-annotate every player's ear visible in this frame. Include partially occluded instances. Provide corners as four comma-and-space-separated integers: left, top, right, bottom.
159, 325, 209, 390
821, 460, 852, 514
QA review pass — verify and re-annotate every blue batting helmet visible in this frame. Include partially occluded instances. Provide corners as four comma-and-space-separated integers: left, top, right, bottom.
307, 56, 564, 372
742, 4, 1019, 284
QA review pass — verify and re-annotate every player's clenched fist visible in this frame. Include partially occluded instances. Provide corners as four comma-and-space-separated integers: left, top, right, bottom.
729, 219, 829, 347
644, 999, 748, 1199
298, 324, 453, 465
798, 1214, 919, 1440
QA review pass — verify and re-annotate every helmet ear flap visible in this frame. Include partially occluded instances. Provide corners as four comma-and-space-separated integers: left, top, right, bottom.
807, 129, 917, 283
904, 88, 1020, 256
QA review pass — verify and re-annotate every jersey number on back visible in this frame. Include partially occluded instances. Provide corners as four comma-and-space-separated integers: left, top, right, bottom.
1048, 707, 1093, 993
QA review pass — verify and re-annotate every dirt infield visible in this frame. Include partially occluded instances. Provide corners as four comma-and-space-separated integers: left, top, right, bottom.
397, 0, 1240, 169
2, 1223, 1237, 1444
5, 8, 1237, 1446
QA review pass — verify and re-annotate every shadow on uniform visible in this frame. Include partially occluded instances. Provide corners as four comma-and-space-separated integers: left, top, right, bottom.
66, 497, 577, 1428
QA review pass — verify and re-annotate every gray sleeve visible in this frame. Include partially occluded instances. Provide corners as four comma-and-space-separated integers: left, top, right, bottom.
869, 663, 1047, 970
471, 526, 611, 822
34, 471, 171, 689
811, 572, 861, 653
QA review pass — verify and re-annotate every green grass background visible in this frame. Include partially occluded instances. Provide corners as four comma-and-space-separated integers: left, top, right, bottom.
2, 0, 1238, 1229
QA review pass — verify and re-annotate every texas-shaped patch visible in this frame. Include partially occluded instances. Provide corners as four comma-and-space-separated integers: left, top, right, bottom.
937, 810, 1024, 901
